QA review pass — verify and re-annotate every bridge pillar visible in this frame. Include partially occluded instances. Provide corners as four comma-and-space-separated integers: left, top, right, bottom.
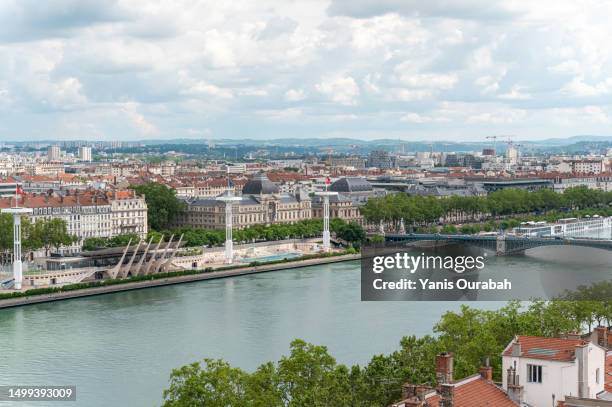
496, 235, 507, 255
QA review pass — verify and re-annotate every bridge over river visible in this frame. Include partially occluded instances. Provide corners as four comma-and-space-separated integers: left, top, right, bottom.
385, 233, 612, 255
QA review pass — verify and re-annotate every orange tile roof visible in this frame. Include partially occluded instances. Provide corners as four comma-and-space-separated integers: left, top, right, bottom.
452, 376, 516, 407
396, 376, 516, 407
0, 193, 108, 208
503, 335, 586, 362
0, 190, 138, 208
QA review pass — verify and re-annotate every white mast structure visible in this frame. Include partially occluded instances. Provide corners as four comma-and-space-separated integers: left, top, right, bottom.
216, 172, 241, 264
2, 185, 33, 290
315, 177, 337, 252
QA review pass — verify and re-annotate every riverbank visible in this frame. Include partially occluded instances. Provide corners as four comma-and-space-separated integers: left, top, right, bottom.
0, 253, 360, 309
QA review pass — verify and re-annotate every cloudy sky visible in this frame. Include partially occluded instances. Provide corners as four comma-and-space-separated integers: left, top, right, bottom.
1, 0, 612, 142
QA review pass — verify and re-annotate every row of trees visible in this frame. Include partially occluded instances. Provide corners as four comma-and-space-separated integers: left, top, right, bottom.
148, 219, 366, 248
162, 296, 610, 407
0, 214, 74, 261
426, 205, 612, 235
82, 233, 141, 251
360, 186, 612, 226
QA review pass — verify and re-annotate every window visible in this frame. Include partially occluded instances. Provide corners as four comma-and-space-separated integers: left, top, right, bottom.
527, 364, 542, 383
596, 368, 600, 384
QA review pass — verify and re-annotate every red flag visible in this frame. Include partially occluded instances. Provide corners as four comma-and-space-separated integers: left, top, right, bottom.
16, 184, 25, 195
325, 176, 331, 185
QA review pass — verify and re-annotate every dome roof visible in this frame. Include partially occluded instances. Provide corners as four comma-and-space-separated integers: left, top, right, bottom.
330, 177, 373, 193
242, 172, 279, 195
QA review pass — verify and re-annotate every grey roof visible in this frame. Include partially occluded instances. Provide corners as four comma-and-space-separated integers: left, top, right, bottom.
405, 184, 483, 197
312, 193, 352, 204
242, 172, 279, 195
187, 193, 299, 207
330, 177, 373, 193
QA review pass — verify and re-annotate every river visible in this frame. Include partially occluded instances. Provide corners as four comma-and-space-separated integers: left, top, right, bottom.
1, 244, 611, 407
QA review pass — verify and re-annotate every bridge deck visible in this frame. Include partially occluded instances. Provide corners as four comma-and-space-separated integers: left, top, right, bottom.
385, 233, 612, 254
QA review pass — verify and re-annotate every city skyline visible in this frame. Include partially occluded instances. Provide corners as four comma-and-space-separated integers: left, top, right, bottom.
2, 0, 612, 141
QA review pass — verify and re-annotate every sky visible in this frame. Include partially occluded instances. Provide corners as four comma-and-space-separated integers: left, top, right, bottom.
1, 0, 612, 142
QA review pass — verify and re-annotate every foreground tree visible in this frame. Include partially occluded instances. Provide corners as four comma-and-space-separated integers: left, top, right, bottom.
162, 292, 610, 407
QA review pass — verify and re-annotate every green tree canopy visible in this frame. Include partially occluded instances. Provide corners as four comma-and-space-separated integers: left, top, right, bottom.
162, 295, 607, 407
131, 183, 186, 231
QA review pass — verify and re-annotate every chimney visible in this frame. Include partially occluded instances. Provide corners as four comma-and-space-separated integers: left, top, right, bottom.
402, 384, 432, 401
566, 332, 581, 340
439, 383, 454, 407
479, 358, 493, 381
576, 343, 589, 398
595, 326, 608, 348
506, 364, 523, 404
436, 352, 453, 385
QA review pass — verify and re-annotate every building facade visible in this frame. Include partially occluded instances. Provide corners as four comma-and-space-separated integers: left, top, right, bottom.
0, 190, 148, 254
502, 335, 606, 407
175, 173, 364, 229
78, 146, 92, 162
176, 173, 312, 230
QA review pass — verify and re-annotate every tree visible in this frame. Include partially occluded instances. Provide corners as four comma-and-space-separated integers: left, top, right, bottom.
334, 222, 365, 243
0, 213, 14, 253
163, 359, 249, 407
162, 292, 612, 407
82, 237, 108, 251
1, 214, 42, 261
131, 183, 185, 231
31, 218, 75, 255
82, 233, 141, 251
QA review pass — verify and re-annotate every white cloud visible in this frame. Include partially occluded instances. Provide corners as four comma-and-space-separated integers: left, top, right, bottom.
1, 0, 612, 140
561, 77, 612, 97
315, 75, 360, 105
120, 102, 157, 135
285, 88, 306, 101
498, 85, 531, 100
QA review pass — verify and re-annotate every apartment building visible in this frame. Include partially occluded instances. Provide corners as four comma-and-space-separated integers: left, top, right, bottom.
110, 190, 148, 238
568, 159, 606, 174
78, 146, 92, 162
47, 145, 61, 161
28, 162, 64, 176
0, 190, 147, 254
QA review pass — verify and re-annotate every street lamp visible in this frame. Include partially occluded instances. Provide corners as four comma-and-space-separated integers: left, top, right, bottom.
1, 207, 33, 290
216, 191, 242, 264
315, 190, 337, 252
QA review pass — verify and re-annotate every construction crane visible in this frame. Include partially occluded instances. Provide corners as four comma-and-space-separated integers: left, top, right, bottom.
485, 136, 499, 154
322, 147, 334, 163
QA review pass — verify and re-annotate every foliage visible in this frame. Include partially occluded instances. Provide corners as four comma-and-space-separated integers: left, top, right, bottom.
161, 295, 609, 407
154, 219, 366, 248
82, 233, 141, 251
33, 218, 76, 254
360, 186, 612, 227
131, 182, 186, 230
1, 215, 75, 256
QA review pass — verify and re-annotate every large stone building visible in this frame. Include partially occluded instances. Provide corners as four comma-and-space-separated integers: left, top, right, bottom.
176, 173, 312, 230
0, 189, 148, 254
311, 194, 362, 222
328, 176, 379, 205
